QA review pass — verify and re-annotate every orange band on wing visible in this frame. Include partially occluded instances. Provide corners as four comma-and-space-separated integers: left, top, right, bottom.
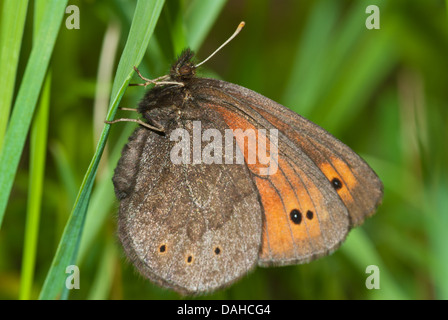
212, 104, 329, 262
252, 108, 358, 208
254, 177, 295, 258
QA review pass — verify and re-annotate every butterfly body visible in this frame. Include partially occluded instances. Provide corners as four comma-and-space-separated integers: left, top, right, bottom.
113, 49, 383, 295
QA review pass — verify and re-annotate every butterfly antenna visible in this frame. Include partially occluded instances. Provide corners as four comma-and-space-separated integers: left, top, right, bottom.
195, 21, 245, 68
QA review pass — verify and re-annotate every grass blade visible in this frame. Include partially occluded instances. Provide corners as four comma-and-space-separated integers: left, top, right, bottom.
87, 240, 117, 300
0, 0, 29, 148
19, 0, 53, 296
185, 0, 227, 50
38, 0, 165, 300
282, 0, 340, 116
19, 72, 51, 300
0, 0, 68, 226
341, 228, 409, 300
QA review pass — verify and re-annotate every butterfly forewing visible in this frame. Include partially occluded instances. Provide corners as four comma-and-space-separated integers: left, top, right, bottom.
189, 78, 382, 265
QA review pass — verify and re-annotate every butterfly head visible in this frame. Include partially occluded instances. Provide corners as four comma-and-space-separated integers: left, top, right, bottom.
170, 48, 197, 82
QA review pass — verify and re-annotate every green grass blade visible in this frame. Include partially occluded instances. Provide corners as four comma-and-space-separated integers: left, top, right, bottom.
0, 0, 29, 149
0, 0, 67, 227
282, 0, 340, 115
109, 0, 165, 107
19, 0, 55, 299
164, 0, 188, 55
50, 142, 78, 205
87, 240, 117, 300
38, 0, 165, 300
318, 33, 396, 133
19, 72, 51, 300
341, 228, 409, 300
428, 178, 448, 299
185, 0, 227, 50
18, 0, 56, 300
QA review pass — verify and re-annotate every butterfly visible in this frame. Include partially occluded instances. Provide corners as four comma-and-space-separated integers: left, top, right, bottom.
108, 22, 383, 295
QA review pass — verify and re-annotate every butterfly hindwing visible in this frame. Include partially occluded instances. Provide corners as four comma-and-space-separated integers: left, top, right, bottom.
113, 113, 263, 294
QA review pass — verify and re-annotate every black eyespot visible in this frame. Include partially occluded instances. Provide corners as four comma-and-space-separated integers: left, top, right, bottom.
214, 247, 221, 255
331, 178, 343, 190
159, 245, 166, 253
187, 255, 193, 264
290, 209, 302, 224
306, 210, 314, 220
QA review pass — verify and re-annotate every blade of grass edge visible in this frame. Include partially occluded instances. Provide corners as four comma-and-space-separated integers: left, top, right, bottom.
38, 0, 165, 300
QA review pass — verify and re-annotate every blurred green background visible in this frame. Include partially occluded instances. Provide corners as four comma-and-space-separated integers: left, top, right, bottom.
0, 0, 447, 300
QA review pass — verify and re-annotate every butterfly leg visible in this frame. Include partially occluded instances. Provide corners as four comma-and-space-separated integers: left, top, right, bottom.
105, 118, 165, 132
132, 66, 155, 83
118, 107, 138, 112
113, 107, 165, 132
130, 66, 185, 87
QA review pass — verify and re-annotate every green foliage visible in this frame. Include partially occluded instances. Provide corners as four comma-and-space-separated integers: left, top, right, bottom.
0, 0, 446, 300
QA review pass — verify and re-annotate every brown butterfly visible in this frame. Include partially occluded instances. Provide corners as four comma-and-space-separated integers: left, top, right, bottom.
109, 22, 383, 295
